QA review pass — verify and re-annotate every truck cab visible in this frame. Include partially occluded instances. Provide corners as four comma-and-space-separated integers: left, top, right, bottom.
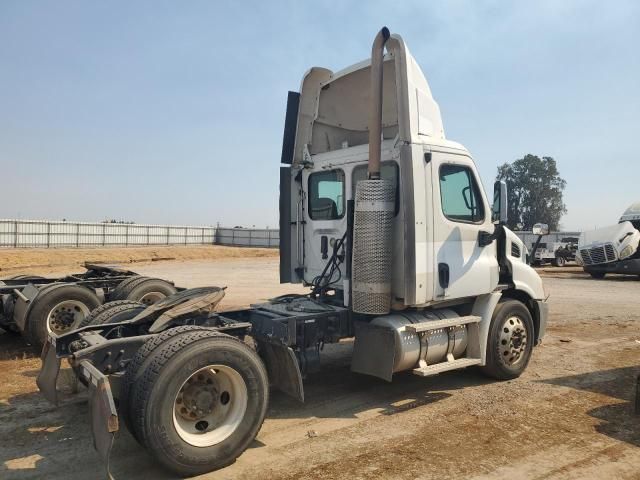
577, 202, 640, 278
280, 30, 547, 380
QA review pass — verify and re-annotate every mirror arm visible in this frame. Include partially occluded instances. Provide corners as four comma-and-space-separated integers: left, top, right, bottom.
478, 227, 500, 247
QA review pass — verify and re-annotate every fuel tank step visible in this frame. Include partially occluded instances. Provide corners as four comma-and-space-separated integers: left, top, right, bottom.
404, 315, 481, 333
412, 357, 482, 377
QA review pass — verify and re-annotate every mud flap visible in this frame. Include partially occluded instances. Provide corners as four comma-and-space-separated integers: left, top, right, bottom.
80, 360, 119, 479
257, 341, 304, 402
351, 321, 396, 382
36, 340, 61, 405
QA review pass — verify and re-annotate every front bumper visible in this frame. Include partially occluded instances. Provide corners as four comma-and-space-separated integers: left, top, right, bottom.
534, 299, 549, 344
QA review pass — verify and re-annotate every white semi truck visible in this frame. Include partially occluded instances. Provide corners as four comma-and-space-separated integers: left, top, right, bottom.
576, 203, 640, 278
37, 28, 548, 476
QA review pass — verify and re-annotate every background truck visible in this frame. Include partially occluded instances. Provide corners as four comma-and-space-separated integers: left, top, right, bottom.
532, 238, 578, 267
0, 265, 177, 351
37, 28, 548, 477
576, 202, 640, 278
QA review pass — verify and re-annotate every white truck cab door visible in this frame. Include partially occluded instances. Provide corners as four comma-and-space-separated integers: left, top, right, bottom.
301, 167, 348, 285
430, 152, 499, 301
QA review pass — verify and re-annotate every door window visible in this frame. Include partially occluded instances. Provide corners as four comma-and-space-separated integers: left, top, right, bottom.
308, 170, 345, 220
439, 164, 485, 223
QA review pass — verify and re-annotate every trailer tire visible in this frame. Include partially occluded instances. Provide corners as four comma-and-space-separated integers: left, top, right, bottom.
481, 299, 534, 381
120, 325, 215, 441
129, 331, 268, 476
112, 277, 177, 305
78, 300, 145, 328
27, 285, 101, 353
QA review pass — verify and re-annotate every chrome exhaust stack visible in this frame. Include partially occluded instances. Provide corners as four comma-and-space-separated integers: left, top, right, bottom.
351, 27, 395, 315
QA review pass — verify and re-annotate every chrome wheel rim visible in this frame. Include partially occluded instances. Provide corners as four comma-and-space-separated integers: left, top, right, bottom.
46, 300, 91, 335
173, 364, 248, 447
498, 315, 528, 367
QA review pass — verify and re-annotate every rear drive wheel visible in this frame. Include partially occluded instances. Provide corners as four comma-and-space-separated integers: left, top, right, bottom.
120, 326, 214, 442
553, 256, 566, 267
129, 331, 268, 476
26, 285, 101, 353
481, 299, 534, 380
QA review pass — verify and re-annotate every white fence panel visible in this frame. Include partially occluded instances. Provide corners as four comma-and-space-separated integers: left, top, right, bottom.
0, 220, 279, 249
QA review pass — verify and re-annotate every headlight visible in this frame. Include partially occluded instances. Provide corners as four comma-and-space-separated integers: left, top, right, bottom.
619, 245, 635, 259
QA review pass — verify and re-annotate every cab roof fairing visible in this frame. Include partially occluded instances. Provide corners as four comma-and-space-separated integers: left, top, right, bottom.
291, 34, 445, 167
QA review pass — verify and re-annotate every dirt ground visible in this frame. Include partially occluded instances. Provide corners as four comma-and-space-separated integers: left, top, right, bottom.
0, 255, 639, 480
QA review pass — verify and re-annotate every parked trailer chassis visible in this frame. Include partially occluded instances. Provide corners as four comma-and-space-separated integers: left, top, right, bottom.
1, 263, 179, 351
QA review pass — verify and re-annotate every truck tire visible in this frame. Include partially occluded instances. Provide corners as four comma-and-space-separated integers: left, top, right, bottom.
120, 325, 215, 441
112, 277, 177, 305
128, 330, 268, 476
553, 256, 565, 267
26, 285, 101, 353
109, 275, 142, 301
78, 300, 145, 328
480, 299, 534, 380
589, 272, 606, 279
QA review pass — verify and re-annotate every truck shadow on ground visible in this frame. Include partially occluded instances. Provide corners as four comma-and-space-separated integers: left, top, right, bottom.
0, 341, 493, 480
540, 366, 640, 448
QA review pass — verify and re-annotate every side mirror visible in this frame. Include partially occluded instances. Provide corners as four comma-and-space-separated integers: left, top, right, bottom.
492, 180, 508, 224
532, 223, 549, 236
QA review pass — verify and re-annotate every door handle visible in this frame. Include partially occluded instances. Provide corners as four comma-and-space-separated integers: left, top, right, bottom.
438, 263, 450, 289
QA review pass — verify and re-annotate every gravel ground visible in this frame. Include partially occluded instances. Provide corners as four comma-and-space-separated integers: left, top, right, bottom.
0, 258, 638, 479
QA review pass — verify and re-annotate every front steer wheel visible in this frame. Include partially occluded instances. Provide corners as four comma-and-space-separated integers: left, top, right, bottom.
128, 330, 269, 476
480, 299, 534, 380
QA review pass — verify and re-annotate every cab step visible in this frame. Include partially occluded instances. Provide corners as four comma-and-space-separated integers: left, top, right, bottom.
404, 315, 481, 333
412, 357, 482, 377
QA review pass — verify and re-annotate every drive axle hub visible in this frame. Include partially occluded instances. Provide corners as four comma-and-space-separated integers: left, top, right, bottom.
176, 374, 219, 421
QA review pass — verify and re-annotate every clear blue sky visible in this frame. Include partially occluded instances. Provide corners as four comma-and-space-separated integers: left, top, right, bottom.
1, 1, 638, 230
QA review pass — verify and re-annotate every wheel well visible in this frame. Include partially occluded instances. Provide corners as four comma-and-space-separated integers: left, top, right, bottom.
501, 289, 540, 342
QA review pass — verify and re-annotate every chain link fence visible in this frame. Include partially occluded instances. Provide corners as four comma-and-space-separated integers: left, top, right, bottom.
0, 220, 279, 249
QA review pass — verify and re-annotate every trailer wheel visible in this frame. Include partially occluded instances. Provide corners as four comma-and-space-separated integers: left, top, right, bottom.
78, 300, 144, 328
27, 285, 101, 352
129, 331, 268, 476
78, 300, 145, 328
112, 277, 177, 305
589, 272, 606, 279
481, 299, 534, 380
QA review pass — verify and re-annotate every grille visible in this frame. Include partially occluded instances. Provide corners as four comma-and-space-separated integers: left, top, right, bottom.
580, 243, 617, 265
351, 179, 395, 315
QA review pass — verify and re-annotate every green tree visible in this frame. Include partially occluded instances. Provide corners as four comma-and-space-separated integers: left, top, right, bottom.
496, 154, 567, 231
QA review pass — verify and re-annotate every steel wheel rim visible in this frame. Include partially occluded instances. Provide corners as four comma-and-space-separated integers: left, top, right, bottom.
46, 300, 91, 335
498, 315, 528, 367
139, 291, 165, 306
173, 364, 248, 447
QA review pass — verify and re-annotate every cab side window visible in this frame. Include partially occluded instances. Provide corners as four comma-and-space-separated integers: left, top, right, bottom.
308, 170, 345, 220
439, 164, 485, 223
